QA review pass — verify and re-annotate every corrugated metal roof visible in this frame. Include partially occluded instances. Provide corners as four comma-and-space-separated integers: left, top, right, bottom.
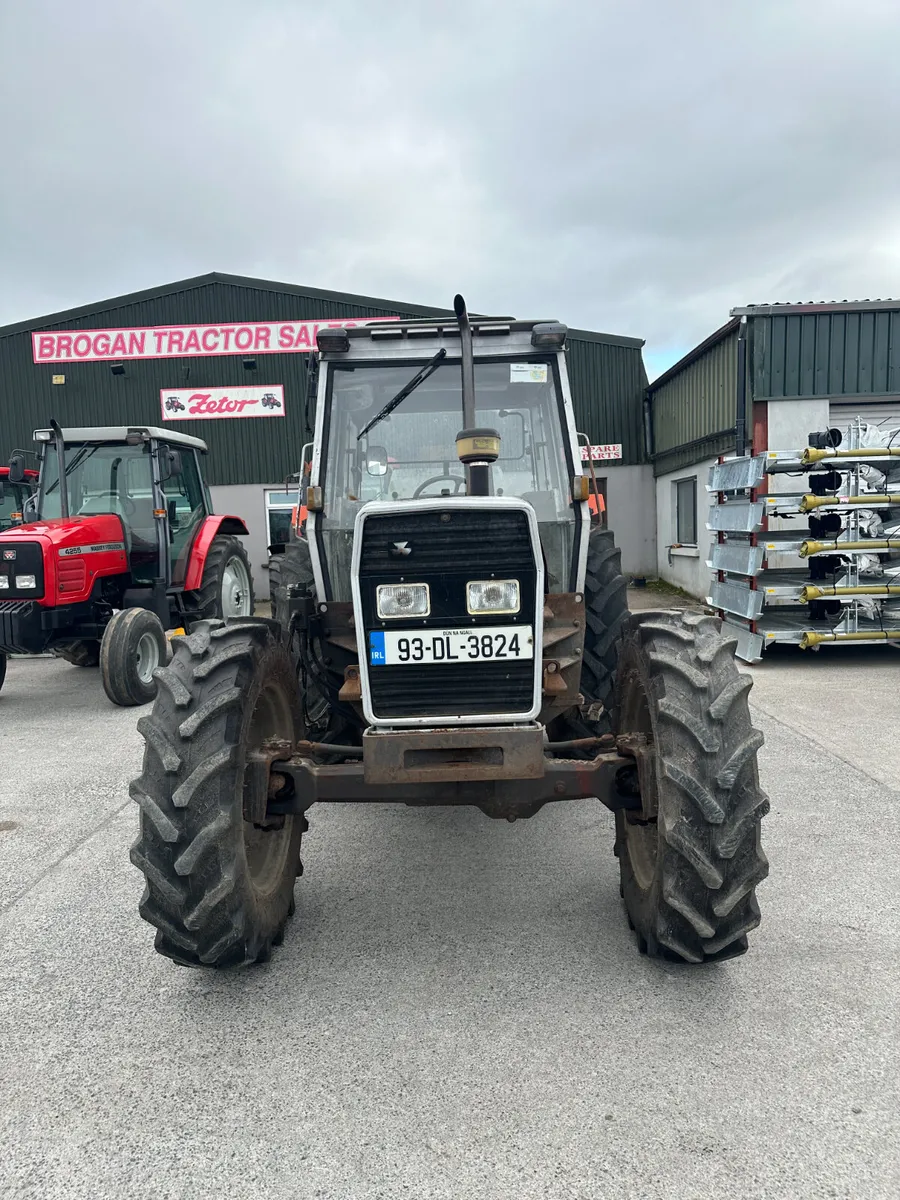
0, 271, 645, 351
733, 299, 900, 316
649, 324, 739, 477
646, 317, 740, 396
0, 275, 648, 480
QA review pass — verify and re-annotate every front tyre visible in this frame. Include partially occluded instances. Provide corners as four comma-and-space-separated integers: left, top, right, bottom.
130, 619, 303, 968
615, 610, 769, 963
100, 608, 166, 707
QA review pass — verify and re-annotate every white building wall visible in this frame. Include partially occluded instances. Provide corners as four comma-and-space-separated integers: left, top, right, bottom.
605, 464, 657, 577
655, 456, 718, 599
210, 483, 278, 601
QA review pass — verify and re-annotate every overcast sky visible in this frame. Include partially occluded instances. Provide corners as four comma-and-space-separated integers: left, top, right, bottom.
2, 0, 899, 376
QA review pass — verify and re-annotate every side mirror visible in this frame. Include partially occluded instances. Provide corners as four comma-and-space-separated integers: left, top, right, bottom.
365, 446, 388, 477
159, 447, 183, 481
7, 452, 26, 485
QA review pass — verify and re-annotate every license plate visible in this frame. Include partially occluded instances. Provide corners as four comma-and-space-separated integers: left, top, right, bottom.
369, 625, 533, 666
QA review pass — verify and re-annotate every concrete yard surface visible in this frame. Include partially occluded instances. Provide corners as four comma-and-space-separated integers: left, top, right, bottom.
1, 648, 898, 1200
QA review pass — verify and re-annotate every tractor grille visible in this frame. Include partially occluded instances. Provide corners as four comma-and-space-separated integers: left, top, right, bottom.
57, 558, 87, 595
358, 506, 539, 721
359, 509, 536, 577
0, 541, 45, 600
368, 661, 535, 718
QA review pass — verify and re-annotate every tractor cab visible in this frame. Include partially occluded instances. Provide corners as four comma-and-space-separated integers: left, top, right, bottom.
22, 423, 212, 590
309, 314, 587, 600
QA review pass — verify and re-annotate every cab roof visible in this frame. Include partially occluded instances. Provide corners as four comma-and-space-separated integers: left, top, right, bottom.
33, 426, 208, 451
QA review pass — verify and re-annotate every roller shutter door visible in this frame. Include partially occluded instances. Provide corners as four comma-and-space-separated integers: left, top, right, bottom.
829, 400, 900, 434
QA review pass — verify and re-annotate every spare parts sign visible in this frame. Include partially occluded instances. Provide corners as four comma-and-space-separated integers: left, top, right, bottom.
581, 444, 623, 461
32, 317, 396, 364
161, 385, 285, 421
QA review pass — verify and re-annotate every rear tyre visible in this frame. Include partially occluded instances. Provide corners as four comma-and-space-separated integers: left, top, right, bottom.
100, 608, 167, 707
268, 538, 315, 633
615, 610, 769, 963
556, 526, 629, 742
184, 535, 254, 622
54, 640, 101, 667
130, 619, 303, 968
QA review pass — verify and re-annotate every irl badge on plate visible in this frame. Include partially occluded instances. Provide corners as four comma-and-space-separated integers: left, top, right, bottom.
369, 631, 386, 665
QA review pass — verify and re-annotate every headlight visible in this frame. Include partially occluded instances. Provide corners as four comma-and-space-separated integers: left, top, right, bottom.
466, 579, 520, 615
376, 582, 430, 619
0, 576, 8, 589
15, 574, 36, 589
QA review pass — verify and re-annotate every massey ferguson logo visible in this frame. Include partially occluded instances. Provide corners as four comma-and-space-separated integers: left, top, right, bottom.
2, 549, 15, 560
390, 541, 412, 557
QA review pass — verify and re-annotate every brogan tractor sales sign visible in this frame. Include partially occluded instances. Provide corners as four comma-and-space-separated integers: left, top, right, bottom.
161, 385, 285, 421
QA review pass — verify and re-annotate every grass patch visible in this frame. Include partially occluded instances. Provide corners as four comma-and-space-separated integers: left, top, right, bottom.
638, 577, 696, 602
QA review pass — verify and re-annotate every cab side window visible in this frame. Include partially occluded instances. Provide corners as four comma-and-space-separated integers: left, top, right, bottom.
164, 451, 207, 585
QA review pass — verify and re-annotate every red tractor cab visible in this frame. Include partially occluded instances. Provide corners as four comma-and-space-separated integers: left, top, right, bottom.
0, 462, 38, 530
0, 423, 254, 706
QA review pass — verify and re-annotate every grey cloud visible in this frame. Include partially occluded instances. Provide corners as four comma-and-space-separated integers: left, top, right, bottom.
2, 0, 899, 368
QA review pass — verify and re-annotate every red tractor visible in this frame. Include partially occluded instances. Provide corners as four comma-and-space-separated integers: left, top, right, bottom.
0, 423, 253, 705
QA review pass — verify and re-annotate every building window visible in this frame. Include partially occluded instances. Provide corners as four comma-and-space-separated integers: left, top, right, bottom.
265, 489, 296, 547
675, 477, 697, 545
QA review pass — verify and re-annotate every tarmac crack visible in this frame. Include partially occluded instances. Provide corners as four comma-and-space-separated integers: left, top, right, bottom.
0, 797, 132, 919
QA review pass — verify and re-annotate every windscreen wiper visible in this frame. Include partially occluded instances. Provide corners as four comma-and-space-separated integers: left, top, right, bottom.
356, 348, 447, 440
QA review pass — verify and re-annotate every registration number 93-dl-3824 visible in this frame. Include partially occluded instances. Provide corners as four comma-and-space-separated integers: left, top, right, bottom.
368, 625, 534, 667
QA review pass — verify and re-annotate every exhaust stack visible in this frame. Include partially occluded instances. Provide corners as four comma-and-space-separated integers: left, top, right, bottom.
453, 294, 500, 496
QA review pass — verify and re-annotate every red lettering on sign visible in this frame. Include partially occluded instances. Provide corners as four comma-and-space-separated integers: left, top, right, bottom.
37, 335, 55, 359
153, 331, 168, 353
183, 329, 201, 353
93, 333, 110, 356
221, 329, 233, 350
202, 329, 218, 352
254, 326, 271, 350
57, 335, 72, 357
110, 333, 127, 356
185, 392, 260, 416
294, 325, 311, 348
129, 332, 146, 355
73, 334, 91, 358
235, 327, 253, 350
169, 330, 184, 353
278, 325, 294, 349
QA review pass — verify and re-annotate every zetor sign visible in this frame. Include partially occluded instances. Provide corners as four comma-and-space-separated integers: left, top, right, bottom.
32, 317, 395, 364
581, 444, 623, 461
161, 385, 285, 421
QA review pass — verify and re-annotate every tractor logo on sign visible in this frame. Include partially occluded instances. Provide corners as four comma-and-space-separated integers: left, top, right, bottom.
160, 384, 286, 420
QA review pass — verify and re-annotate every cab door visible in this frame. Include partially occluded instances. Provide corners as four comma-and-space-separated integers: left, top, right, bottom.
163, 450, 208, 587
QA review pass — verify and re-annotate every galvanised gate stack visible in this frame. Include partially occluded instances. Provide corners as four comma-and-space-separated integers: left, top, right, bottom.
707, 418, 900, 662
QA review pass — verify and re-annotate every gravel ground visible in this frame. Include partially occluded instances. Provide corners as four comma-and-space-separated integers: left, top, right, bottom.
1, 639, 898, 1200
